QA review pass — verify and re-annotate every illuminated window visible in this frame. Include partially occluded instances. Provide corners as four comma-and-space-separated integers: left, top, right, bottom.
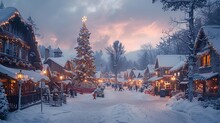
201, 54, 211, 67
177, 72, 180, 76
207, 54, 211, 66
165, 70, 169, 75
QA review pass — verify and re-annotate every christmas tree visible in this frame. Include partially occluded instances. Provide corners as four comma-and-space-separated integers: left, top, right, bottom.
0, 82, 8, 120
73, 16, 96, 88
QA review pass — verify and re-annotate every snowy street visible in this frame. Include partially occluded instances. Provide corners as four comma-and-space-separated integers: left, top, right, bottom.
3, 87, 196, 123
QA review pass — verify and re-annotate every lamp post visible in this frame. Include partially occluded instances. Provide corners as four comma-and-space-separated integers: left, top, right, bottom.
171, 76, 176, 91
17, 70, 24, 110
60, 75, 63, 106
41, 70, 47, 113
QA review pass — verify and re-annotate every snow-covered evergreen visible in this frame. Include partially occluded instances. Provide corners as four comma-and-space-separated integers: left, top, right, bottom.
73, 16, 96, 88
0, 83, 8, 120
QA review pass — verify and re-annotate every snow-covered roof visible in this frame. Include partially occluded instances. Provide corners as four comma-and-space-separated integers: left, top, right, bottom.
156, 55, 186, 68
179, 81, 188, 84
198, 26, 220, 54
148, 76, 163, 82
117, 77, 125, 82
193, 72, 219, 80
46, 57, 70, 67
0, 64, 49, 82
147, 64, 155, 74
54, 48, 62, 53
126, 69, 132, 75
169, 61, 186, 72
95, 71, 101, 78
133, 70, 144, 77
0, 7, 22, 25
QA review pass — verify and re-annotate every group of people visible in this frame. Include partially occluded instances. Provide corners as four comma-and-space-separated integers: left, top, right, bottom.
127, 84, 139, 92
69, 89, 77, 98
112, 83, 140, 92
112, 83, 124, 91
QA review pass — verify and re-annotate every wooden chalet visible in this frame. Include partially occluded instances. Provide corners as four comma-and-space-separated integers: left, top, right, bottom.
44, 49, 74, 91
122, 68, 144, 86
194, 26, 220, 98
148, 55, 186, 95
169, 61, 188, 92
0, 6, 49, 111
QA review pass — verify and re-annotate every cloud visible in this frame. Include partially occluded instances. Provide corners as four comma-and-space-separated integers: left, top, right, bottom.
91, 35, 110, 51
3, 0, 182, 54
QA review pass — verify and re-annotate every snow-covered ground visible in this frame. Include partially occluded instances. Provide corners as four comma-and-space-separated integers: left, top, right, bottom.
2, 87, 220, 123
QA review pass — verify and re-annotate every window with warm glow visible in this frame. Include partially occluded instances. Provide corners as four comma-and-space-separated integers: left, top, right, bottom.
201, 54, 211, 67
165, 70, 169, 75
195, 81, 203, 93
207, 78, 218, 94
207, 54, 211, 66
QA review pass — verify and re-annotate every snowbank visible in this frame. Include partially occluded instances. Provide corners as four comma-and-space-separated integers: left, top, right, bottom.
167, 95, 220, 123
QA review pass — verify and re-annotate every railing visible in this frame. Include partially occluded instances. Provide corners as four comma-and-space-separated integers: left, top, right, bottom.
7, 95, 18, 112
7, 92, 41, 112
199, 66, 212, 73
21, 92, 41, 109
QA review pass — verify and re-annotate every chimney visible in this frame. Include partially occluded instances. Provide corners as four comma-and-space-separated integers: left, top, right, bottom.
45, 48, 49, 62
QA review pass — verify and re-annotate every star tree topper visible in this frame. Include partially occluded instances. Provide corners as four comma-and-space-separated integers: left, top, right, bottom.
82, 16, 87, 23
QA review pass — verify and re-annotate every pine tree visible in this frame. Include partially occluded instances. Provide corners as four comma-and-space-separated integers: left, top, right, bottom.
73, 16, 96, 88
0, 83, 8, 120
0, 1, 5, 9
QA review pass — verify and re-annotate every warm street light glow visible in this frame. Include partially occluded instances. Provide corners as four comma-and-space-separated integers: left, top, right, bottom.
171, 76, 176, 81
43, 70, 47, 74
60, 76, 63, 80
98, 79, 103, 83
17, 70, 24, 80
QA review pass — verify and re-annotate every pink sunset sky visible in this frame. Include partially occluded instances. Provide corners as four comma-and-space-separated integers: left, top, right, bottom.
4, 0, 183, 52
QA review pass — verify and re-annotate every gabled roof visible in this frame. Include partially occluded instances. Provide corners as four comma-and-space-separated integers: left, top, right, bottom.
132, 70, 144, 77
0, 7, 23, 25
54, 48, 62, 53
45, 57, 70, 68
169, 61, 186, 72
195, 26, 220, 54
155, 55, 186, 68
147, 64, 155, 74
95, 71, 101, 78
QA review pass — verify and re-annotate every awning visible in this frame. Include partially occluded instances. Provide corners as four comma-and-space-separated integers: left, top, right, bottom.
0, 64, 49, 82
148, 76, 163, 82
180, 81, 188, 84
193, 72, 219, 81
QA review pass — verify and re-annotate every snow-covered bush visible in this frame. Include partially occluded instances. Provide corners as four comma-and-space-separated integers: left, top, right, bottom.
0, 83, 8, 120
200, 99, 220, 110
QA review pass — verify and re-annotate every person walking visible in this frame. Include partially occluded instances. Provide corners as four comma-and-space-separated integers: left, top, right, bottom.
93, 91, 97, 99
135, 85, 138, 92
70, 89, 74, 98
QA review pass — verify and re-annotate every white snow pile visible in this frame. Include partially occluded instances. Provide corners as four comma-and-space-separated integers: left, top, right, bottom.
167, 93, 220, 123
102, 104, 144, 123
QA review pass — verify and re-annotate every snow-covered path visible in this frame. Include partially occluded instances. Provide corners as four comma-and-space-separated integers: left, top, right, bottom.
4, 87, 195, 123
